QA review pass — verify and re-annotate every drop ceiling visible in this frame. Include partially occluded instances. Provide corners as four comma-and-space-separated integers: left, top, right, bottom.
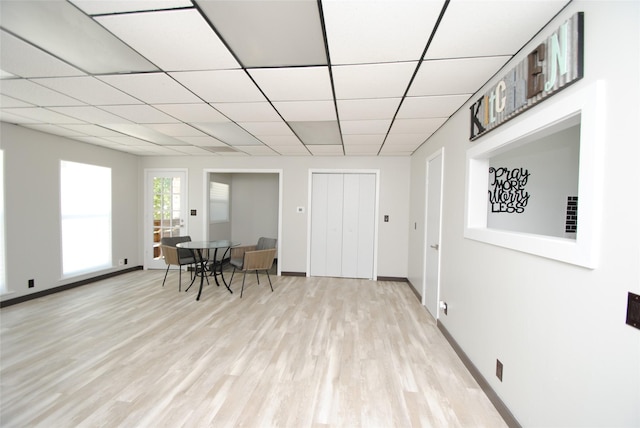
0, 0, 570, 157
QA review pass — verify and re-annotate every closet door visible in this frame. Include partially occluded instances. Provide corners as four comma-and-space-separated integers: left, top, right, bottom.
310, 173, 375, 279
342, 174, 375, 278
310, 174, 344, 277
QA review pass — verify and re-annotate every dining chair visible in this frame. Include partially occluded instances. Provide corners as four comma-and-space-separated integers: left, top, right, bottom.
160, 236, 195, 291
229, 237, 277, 297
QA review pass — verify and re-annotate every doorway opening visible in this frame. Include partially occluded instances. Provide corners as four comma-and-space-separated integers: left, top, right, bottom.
203, 169, 282, 276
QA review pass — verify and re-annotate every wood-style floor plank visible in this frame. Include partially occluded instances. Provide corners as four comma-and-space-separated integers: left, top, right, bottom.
1, 270, 507, 427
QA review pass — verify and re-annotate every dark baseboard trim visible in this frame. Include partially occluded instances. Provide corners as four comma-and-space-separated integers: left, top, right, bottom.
377, 276, 408, 282
280, 271, 306, 277
404, 279, 422, 302
0, 266, 143, 308
437, 321, 521, 428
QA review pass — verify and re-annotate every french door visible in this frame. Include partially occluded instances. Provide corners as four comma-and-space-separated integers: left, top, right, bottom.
144, 169, 188, 269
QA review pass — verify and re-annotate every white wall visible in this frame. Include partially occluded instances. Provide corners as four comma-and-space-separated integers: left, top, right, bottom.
409, 2, 640, 426
139, 156, 410, 277
0, 123, 140, 302
487, 125, 580, 237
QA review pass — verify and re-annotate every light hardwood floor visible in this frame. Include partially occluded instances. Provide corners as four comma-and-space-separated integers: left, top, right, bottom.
1, 270, 507, 427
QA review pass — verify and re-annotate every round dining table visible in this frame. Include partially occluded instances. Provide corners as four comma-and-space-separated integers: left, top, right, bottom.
176, 240, 238, 301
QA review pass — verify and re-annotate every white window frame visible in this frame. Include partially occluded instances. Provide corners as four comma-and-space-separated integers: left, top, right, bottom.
464, 81, 605, 269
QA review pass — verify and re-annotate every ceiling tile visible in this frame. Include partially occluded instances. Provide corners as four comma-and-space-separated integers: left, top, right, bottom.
175, 136, 227, 147
248, 67, 333, 101
193, 122, 264, 146
96, 9, 239, 71
384, 133, 428, 147
0, 1, 157, 74
198, 1, 326, 68
342, 134, 385, 147
409, 57, 510, 96
425, 0, 570, 59
342, 135, 385, 146
323, 0, 444, 65
211, 102, 281, 122
273, 101, 337, 122
146, 123, 207, 137
238, 121, 295, 137
258, 135, 303, 146
340, 119, 392, 135
337, 98, 401, 121
344, 145, 382, 156
389, 118, 447, 134
236, 145, 278, 156
98, 73, 200, 104
171, 70, 265, 103
74, 136, 125, 149
202, 146, 239, 154
269, 145, 311, 156
23, 123, 87, 138
0, 94, 33, 109
100, 105, 179, 124
333, 62, 417, 99
170, 145, 217, 156
0, 79, 85, 106
103, 135, 156, 146
289, 121, 342, 146
153, 103, 228, 123
33, 76, 142, 105
0, 30, 85, 78
0, 110, 39, 124
102, 124, 187, 145
306, 145, 344, 156
70, 0, 192, 15
59, 124, 125, 137
49, 106, 133, 124
379, 148, 415, 156
1, 107, 84, 124
397, 94, 471, 118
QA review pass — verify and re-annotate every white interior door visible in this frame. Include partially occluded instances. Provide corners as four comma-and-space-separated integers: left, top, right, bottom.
310, 172, 375, 279
145, 170, 188, 269
423, 152, 443, 318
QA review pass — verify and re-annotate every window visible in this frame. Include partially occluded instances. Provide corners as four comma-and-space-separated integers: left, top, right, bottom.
61, 161, 112, 276
210, 181, 229, 222
0, 150, 5, 294
464, 81, 605, 268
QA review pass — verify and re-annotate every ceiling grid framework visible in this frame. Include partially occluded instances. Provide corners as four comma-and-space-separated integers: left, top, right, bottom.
0, 0, 570, 157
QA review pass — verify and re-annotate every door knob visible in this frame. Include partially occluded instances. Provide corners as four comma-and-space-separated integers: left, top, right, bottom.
430, 244, 439, 250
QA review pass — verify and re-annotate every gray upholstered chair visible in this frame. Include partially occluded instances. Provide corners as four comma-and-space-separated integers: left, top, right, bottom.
160, 236, 195, 291
229, 237, 277, 297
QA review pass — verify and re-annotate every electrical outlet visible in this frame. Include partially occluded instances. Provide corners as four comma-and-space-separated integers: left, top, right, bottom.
118, 259, 124, 266
496, 359, 503, 382
28, 279, 35, 288
439, 301, 448, 315
124, 258, 128, 265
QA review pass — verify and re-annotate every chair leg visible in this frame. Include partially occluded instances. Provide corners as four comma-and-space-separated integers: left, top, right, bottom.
229, 267, 236, 288
255, 270, 260, 284
241, 271, 247, 298
178, 268, 182, 292
265, 270, 274, 292
162, 264, 170, 287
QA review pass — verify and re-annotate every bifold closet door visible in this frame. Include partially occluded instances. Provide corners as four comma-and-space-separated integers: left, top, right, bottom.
310, 173, 375, 279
